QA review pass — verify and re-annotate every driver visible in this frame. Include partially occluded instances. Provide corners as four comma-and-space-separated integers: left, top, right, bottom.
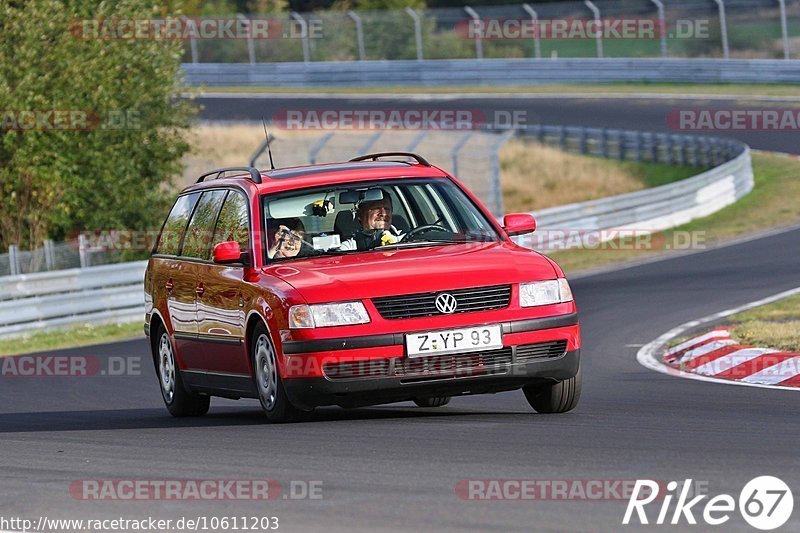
339, 192, 404, 251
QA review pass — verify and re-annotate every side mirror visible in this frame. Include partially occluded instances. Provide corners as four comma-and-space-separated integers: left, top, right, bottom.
502, 213, 537, 237
212, 241, 243, 264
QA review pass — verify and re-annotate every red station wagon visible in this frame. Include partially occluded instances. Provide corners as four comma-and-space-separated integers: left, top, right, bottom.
144, 152, 581, 422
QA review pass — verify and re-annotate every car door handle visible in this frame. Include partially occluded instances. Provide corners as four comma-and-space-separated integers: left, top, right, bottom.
165, 279, 174, 292
195, 284, 205, 297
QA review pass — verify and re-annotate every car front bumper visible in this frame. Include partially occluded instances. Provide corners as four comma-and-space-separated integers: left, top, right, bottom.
284, 348, 579, 410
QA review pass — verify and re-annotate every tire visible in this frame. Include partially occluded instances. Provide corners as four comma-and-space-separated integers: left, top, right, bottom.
251, 322, 307, 423
154, 325, 210, 417
522, 365, 581, 414
413, 396, 451, 408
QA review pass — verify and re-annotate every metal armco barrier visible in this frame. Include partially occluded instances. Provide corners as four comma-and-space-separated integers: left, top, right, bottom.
0, 125, 754, 338
182, 59, 800, 87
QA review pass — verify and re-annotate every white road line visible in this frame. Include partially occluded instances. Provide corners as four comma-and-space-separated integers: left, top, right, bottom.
636, 286, 800, 392
741, 356, 800, 385
691, 348, 776, 376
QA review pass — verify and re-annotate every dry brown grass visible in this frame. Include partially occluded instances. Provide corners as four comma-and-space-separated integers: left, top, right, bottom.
499, 139, 646, 212
181, 123, 265, 189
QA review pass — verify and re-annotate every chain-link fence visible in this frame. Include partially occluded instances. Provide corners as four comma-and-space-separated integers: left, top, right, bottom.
181, 0, 800, 64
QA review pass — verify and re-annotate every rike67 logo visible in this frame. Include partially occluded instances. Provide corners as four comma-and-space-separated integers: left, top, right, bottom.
623, 477, 793, 530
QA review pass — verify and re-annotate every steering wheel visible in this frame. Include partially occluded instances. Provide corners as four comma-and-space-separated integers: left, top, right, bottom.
401, 224, 449, 242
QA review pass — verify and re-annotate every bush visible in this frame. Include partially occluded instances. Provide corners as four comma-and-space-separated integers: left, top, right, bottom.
0, 0, 195, 250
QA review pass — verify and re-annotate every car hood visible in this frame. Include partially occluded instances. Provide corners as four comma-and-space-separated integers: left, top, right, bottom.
263, 242, 557, 303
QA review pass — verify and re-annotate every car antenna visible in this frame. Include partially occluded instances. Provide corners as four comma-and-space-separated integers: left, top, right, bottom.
262, 117, 275, 170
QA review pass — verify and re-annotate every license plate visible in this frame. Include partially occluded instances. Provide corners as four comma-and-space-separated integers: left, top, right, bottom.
406, 325, 503, 358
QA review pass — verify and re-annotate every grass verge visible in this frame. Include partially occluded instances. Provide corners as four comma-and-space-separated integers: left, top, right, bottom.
0, 322, 144, 357
500, 139, 705, 212
727, 294, 800, 352
186, 83, 800, 98
545, 152, 800, 273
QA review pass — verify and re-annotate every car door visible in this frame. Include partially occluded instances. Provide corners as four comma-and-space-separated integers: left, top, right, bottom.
151, 192, 201, 349
195, 189, 252, 376
177, 189, 228, 370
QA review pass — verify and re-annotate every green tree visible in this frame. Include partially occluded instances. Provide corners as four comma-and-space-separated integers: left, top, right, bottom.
0, 0, 195, 250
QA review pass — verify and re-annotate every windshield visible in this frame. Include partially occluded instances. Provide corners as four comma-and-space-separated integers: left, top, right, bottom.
262, 178, 501, 262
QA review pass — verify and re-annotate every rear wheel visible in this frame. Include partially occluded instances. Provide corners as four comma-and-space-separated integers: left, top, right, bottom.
413, 396, 451, 408
523, 366, 581, 414
154, 325, 210, 417
252, 322, 306, 423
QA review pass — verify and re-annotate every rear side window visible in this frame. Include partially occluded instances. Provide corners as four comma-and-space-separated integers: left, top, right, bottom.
182, 190, 227, 260
155, 193, 200, 256
213, 191, 250, 252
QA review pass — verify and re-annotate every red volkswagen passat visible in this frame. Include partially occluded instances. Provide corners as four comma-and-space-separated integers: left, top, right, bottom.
144, 153, 581, 422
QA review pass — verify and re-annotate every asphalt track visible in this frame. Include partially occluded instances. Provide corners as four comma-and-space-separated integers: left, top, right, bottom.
195, 94, 800, 155
1, 95, 799, 532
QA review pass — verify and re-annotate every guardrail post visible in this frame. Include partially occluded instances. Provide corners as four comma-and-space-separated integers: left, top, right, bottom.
713, 0, 730, 59
649, 132, 658, 162
237, 14, 256, 64
600, 128, 608, 158
578, 128, 587, 154
635, 131, 644, 161
617, 131, 626, 160
182, 17, 199, 64
79, 234, 88, 269
451, 131, 474, 178
405, 8, 424, 61
559, 126, 567, 151
291, 12, 311, 63
348, 11, 366, 61
778, 0, 791, 59
8, 245, 20, 276
664, 134, 673, 164
464, 6, 484, 60
534, 124, 544, 144
679, 137, 687, 166
44, 239, 55, 271
584, 0, 603, 59
522, 4, 542, 59
649, 0, 668, 58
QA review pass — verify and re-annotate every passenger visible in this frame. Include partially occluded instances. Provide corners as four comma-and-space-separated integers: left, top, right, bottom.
267, 218, 306, 259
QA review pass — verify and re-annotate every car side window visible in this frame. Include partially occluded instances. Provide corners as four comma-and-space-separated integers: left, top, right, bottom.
181, 190, 227, 260
155, 193, 201, 256
213, 191, 250, 253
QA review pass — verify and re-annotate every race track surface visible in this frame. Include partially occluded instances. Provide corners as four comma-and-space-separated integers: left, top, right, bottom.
2, 227, 798, 532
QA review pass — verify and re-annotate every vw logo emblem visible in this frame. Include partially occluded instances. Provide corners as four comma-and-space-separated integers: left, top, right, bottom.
435, 293, 458, 314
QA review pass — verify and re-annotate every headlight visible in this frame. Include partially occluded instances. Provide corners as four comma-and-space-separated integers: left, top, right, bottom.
289, 301, 370, 328
519, 278, 573, 307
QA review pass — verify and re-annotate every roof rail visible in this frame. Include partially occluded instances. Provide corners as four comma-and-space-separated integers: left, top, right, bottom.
349, 152, 431, 167
197, 166, 262, 184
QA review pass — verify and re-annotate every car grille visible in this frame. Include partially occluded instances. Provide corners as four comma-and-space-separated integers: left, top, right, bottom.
371, 285, 511, 320
322, 341, 568, 380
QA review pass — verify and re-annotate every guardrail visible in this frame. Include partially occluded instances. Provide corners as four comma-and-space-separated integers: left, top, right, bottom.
515, 125, 752, 250
182, 58, 800, 87
0, 262, 147, 338
0, 125, 753, 339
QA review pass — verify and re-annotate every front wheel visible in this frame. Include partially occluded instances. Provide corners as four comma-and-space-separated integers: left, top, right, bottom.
154, 325, 210, 417
252, 323, 307, 423
522, 366, 581, 414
